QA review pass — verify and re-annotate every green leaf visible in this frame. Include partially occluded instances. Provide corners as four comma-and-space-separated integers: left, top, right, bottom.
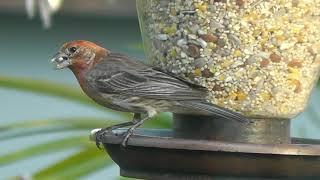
0, 127, 77, 141
0, 118, 119, 141
0, 113, 172, 141
0, 118, 113, 132
0, 75, 130, 118
0, 136, 89, 165
0, 76, 96, 107
34, 147, 112, 180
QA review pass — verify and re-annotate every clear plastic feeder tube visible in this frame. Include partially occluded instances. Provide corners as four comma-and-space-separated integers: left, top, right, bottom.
137, 0, 320, 119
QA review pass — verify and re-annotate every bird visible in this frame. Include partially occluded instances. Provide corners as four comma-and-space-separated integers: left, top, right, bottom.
51, 40, 250, 147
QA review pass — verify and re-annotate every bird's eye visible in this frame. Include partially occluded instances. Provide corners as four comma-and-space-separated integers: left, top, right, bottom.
69, 47, 77, 54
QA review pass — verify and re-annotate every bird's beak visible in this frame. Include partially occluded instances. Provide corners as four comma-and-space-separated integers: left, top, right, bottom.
51, 52, 71, 69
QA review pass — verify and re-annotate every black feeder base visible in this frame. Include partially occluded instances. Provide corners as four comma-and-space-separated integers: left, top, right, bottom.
91, 115, 320, 179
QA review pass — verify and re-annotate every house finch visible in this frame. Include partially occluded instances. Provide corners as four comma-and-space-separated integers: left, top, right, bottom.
51, 40, 250, 147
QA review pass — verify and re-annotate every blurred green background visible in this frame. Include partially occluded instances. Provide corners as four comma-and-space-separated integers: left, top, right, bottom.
0, 0, 319, 179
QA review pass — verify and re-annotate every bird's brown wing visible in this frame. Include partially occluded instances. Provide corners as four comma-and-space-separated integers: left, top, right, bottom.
86, 53, 250, 123
86, 53, 208, 101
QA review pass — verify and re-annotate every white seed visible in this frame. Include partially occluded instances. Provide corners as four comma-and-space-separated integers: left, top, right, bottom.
177, 39, 187, 47
198, 38, 208, 48
181, 52, 187, 58
188, 34, 197, 40
197, 29, 207, 35
156, 34, 168, 41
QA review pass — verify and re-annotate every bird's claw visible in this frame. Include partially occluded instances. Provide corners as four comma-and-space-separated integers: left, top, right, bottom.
120, 129, 135, 147
96, 141, 102, 149
121, 137, 129, 148
94, 129, 113, 149
95, 130, 104, 149
95, 128, 130, 148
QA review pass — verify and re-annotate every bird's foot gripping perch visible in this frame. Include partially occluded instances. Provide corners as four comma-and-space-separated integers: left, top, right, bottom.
95, 113, 149, 148
95, 121, 133, 149
121, 116, 149, 147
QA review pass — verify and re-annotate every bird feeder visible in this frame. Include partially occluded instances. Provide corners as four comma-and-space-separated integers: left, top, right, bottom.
93, 0, 320, 179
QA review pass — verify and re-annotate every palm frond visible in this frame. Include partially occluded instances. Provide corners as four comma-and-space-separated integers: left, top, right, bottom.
33, 147, 112, 179
0, 136, 89, 165
0, 118, 117, 141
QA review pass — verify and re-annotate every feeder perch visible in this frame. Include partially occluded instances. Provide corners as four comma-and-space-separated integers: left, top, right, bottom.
90, 115, 320, 179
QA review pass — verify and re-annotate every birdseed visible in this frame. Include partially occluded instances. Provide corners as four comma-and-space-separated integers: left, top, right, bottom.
137, 0, 320, 118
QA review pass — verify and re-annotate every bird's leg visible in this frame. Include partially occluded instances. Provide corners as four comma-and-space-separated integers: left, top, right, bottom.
95, 113, 141, 149
132, 113, 142, 124
121, 115, 150, 147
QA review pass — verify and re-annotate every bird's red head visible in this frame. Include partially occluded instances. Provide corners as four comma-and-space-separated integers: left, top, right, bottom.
51, 40, 108, 73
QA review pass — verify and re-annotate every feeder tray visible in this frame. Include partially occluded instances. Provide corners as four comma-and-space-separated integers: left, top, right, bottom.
91, 115, 320, 179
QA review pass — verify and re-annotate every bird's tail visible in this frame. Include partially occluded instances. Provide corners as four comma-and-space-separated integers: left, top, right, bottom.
179, 100, 250, 123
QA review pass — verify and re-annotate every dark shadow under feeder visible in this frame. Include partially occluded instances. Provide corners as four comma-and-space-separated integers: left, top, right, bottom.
94, 114, 320, 179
